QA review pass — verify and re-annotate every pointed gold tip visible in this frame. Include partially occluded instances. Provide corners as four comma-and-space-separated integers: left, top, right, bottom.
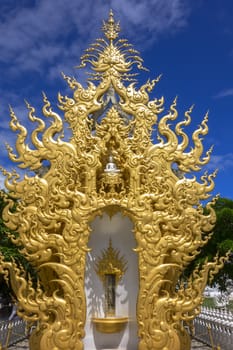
109, 9, 114, 22
102, 10, 120, 41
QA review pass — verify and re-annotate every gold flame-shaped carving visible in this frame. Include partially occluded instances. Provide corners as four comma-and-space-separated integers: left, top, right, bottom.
95, 239, 127, 284
0, 11, 227, 350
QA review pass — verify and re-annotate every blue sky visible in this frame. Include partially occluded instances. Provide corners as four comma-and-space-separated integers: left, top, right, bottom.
0, 0, 233, 200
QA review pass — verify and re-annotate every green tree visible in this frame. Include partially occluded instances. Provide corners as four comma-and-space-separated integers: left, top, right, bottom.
199, 197, 233, 291
0, 192, 22, 261
0, 191, 34, 299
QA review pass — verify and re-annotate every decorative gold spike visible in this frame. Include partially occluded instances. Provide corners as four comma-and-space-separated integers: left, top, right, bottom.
0, 11, 225, 350
95, 239, 127, 285
102, 9, 120, 42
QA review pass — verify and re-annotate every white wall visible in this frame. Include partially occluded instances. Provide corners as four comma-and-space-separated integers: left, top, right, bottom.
84, 211, 139, 350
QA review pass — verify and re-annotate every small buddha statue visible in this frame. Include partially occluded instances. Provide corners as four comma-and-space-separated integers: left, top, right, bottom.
104, 155, 120, 173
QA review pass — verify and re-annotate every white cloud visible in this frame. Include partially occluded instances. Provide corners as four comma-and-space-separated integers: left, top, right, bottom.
0, 0, 191, 77
214, 88, 233, 98
0, 0, 192, 178
0, 172, 5, 190
114, 0, 189, 42
206, 153, 233, 171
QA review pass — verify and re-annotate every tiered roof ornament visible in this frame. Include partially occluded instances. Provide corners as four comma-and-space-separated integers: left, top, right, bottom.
78, 9, 148, 81
0, 10, 227, 350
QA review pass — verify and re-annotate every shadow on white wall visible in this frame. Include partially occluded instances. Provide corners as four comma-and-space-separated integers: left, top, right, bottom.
84, 211, 139, 350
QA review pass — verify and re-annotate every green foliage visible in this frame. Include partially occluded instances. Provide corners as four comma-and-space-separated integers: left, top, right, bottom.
0, 193, 22, 262
218, 239, 233, 253
0, 191, 35, 297
214, 197, 233, 211
202, 297, 216, 308
203, 297, 233, 311
227, 300, 233, 311
197, 198, 233, 291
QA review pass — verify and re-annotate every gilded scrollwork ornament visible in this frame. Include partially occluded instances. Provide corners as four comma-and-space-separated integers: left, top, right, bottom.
0, 10, 227, 350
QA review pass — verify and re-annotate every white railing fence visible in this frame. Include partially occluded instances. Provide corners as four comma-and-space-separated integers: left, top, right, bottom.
0, 319, 27, 349
0, 308, 232, 350
193, 306, 233, 350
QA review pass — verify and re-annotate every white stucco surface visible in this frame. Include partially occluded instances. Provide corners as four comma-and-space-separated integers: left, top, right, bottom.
84, 212, 139, 350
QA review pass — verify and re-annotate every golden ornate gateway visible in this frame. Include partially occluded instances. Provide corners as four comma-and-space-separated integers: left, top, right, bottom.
0, 11, 227, 350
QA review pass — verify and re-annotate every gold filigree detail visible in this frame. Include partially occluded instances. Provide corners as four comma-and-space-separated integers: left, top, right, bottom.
78, 10, 148, 81
102, 9, 120, 42
95, 239, 127, 284
0, 10, 225, 350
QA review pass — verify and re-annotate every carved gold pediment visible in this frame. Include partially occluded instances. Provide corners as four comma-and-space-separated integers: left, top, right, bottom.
0, 10, 227, 350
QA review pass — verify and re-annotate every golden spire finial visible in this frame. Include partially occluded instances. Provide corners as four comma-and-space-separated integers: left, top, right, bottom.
77, 10, 147, 79
95, 239, 127, 284
102, 9, 120, 42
